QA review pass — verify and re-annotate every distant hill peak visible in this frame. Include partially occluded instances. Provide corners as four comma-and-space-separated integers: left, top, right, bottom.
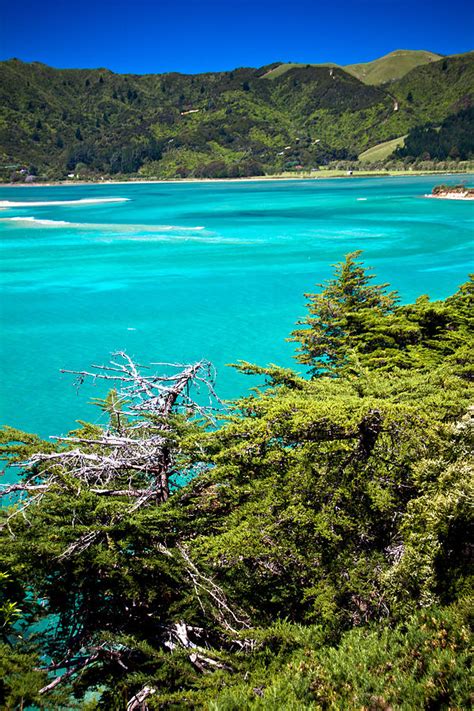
262, 49, 446, 84
345, 49, 444, 84
378, 49, 443, 58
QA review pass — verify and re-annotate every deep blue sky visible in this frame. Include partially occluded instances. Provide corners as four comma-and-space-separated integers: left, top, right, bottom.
1, 0, 472, 74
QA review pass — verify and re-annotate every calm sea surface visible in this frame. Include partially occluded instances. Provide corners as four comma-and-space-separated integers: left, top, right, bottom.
1, 175, 473, 438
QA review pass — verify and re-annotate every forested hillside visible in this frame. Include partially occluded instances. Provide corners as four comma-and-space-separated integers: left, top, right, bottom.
396, 106, 474, 160
1, 254, 472, 709
0, 50, 473, 179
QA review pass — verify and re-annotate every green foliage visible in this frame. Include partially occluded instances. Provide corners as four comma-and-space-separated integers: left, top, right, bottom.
0, 256, 472, 706
290, 251, 398, 375
208, 602, 473, 709
390, 52, 474, 129
0, 52, 473, 179
0, 569, 52, 709
291, 252, 474, 378
0, 644, 49, 710
184, 361, 472, 635
396, 106, 474, 160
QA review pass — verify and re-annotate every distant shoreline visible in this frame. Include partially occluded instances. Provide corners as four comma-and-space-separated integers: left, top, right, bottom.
425, 192, 474, 200
426, 183, 474, 200
1, 169, 473, 189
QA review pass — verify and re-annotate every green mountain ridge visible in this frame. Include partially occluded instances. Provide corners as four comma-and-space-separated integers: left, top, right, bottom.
345, 48, 444, 84
0, 50, 473, 179
262, 49, 445, 84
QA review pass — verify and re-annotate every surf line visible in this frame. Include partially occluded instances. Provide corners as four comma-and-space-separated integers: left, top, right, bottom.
0, 197, 130, 208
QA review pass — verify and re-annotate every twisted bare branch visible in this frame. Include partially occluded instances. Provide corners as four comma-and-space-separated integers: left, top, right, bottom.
1, 353, 221, 555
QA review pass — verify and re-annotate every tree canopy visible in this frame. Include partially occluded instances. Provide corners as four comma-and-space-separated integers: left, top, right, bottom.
0, 255, 472, 709
291, 251, 473, 378
290, 250, 398, 375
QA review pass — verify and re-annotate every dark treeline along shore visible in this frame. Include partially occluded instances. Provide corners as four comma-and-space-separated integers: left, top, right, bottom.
0, 49, 473, 182
1, 253, 473, 709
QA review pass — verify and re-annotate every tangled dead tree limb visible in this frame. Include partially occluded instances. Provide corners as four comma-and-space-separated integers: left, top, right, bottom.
126, 686, 157, 711
177, 544, 252, 638
0, 353, 257, 698
0, 352, 221, 552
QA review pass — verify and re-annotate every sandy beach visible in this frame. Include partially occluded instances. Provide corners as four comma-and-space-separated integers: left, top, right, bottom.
1, 170, 473, 189
425, 191, 474, 200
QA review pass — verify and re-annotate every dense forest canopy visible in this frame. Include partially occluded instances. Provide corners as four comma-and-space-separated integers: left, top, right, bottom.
1, 254, 472, 709
395, 106, 474, 161
0, 50, 473, 180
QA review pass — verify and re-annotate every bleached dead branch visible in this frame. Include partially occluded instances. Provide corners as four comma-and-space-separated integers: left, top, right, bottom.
177, 544, 252, 636
1, 352, 220, 552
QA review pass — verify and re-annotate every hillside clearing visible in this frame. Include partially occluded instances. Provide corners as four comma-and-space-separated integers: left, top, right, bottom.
262, 62, 337, 79
358, 136, 407, 162
346, 49, 442, 85
262, 50, 443, 85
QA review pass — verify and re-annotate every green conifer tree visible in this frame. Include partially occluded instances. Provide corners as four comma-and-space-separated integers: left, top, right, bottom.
0, 265, 472, 708
290, 251, 398, 375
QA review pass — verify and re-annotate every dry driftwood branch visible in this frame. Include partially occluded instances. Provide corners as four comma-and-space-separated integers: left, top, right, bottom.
189, 651, 233, 672
38, 651, 101, 695
38, 643, 133, 696
162, 622, 235, 674
1, 481, 150, 499
164, 621, 200, 651
1, 483, 50, 494
127, 685, 157, 711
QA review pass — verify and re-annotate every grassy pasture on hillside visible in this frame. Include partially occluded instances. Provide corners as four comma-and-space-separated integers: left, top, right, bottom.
358, 135, 407, 162
345, 49, 443, 84
263, 50, 443, 85
262, 62, 337, 79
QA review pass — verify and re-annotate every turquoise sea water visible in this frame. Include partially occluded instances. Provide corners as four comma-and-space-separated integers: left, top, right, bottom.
0, 175, 473, 440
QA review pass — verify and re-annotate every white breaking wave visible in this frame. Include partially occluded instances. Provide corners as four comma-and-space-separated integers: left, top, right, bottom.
148, 224, 205, 232
7, 217, 72, 226
2, 216, 205, 232
0, 216, 206, 239
356, 197, 368, 201
0, 197, 129, 208
0, 216, 224, 243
